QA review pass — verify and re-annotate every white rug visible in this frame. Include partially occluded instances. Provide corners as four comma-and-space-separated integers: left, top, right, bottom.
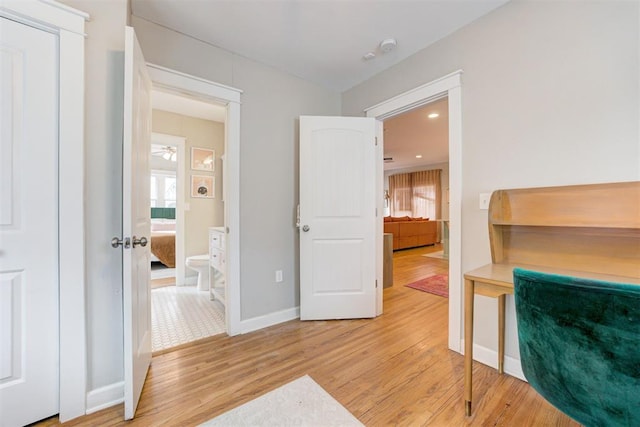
200, 375, 364, 427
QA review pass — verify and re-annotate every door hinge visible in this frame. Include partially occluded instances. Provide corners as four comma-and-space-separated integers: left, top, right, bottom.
376, 279, 378, 288
375, 207, 378, 217
375, 137, 378, 146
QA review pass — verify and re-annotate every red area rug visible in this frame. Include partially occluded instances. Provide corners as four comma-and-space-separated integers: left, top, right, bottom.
405, 274, 449, 297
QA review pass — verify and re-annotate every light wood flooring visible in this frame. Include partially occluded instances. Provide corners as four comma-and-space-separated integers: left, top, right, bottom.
38, 245, 578, 426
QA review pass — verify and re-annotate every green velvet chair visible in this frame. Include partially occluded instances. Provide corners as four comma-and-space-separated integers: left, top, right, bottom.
513, 268, 640, 426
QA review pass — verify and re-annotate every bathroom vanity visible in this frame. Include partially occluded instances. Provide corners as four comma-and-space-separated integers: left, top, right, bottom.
209, 227, 226, 306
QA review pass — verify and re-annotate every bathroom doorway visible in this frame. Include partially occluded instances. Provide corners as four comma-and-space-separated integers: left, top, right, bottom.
148, 89, 227, 353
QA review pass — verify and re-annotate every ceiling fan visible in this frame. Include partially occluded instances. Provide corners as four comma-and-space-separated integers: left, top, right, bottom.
151, 144, 177, 161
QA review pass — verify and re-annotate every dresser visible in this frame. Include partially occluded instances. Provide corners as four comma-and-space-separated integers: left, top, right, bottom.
209, 227, 226, 306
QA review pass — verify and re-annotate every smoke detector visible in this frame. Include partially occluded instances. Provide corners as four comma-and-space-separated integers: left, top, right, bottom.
379, 38, 397, 53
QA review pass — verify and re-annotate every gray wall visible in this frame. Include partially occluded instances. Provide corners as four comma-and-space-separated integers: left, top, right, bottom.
344, 0, 639, 362
131, 16, 341, 320
59, 0, 128, 392
56, 0, 341, 394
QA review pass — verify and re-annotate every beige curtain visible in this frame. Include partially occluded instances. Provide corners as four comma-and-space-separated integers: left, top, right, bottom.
388, 173, 412, 217
388, 169, 442, 240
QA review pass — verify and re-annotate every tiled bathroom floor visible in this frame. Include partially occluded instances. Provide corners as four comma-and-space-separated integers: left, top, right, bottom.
151, 285, 226, 352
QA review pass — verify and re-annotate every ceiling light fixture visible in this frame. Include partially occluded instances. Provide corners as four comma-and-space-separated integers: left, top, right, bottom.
362, 52, 376, 61
416, 155, 423, 159
428, 113, 439, 119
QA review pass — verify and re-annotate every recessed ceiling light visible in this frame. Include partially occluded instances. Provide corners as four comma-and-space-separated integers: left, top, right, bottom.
415, 155, 423, 159
428, 113, 439, 119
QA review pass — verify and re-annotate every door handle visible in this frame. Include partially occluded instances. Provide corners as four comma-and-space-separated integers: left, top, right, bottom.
302, 225, 310, 232
111, 237, 131, 249
132, 236, 148, 248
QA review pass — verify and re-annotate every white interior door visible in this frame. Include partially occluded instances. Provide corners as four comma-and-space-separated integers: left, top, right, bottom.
0, 17, 59, 426
122, 26, 152, 420
299, 116, 381, 320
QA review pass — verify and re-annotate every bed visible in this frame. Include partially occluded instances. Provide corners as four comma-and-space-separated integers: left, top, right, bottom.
150, 209, 176, 268
150, 231, 175, 267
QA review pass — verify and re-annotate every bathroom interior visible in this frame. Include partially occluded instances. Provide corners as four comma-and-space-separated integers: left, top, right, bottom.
149, 90, 227, 353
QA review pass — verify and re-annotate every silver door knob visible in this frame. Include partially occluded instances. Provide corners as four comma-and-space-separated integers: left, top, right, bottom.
132, 236, 148, 247
111, 237, 130, 249
302, 225, 310, 232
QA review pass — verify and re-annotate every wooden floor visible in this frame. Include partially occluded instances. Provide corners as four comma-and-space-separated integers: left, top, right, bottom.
39, 245, 578, 426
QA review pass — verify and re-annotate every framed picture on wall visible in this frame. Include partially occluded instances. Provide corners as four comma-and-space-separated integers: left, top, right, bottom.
191, 175, 214, 198
191, 147, 215, 171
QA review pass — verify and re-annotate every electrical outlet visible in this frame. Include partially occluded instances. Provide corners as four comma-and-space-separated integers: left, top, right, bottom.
275, 270, 283, 283
479, 193, 491, 210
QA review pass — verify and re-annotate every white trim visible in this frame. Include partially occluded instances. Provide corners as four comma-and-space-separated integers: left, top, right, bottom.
0, 2, 88, 422
365, 70, 463, 354
85, 382, 124, 415
375, 120, 384, 315
467, 342, 525, 381
151, 132, 186, 286
148, 63, 242, 104
147, 64, 243, 336
240, 307, 300, 334
365, 71, 462, 120
0, 0, 88, 36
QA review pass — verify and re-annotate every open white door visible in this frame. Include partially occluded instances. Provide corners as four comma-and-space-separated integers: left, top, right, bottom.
299, 116, 381, 320
122, 26, 152, 420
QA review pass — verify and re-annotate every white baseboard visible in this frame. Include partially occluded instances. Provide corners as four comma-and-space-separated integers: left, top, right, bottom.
461, 340, 526, 381
240, 306, 300, 334
86, 381, 124, 414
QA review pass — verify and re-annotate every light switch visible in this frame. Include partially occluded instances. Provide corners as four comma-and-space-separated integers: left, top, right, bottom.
479, 193, 491, 210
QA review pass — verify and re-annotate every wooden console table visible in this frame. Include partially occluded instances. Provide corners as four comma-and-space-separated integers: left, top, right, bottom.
463, 181, 640, 416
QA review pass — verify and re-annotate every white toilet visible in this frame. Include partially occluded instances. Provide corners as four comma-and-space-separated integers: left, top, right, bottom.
185, 255, 209, 291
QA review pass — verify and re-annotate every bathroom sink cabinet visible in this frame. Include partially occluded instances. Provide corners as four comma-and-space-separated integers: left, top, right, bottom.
209, 227, 226, 306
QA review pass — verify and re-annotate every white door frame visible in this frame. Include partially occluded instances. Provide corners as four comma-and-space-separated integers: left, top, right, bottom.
365, 70, 463, 353
147, 63, 243, 336
0, 0, 88, 422
150, 132, 186, 285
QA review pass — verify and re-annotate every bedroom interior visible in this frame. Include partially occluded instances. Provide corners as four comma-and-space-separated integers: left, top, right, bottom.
148, 94, 228, 352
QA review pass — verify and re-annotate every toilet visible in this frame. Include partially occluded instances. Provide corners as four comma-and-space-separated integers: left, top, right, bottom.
185, 255, 209, 291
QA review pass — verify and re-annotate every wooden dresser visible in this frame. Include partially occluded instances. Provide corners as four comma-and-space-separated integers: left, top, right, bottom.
463, 181, 640, 416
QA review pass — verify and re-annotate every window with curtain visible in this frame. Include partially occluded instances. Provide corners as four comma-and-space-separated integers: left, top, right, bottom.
388, 169, 442, 220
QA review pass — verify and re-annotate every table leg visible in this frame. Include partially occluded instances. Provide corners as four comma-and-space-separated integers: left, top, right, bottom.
498, 294, 506, 374
464, 278, 475, 416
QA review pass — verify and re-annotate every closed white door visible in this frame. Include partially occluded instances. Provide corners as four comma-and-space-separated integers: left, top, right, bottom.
0, 17, 59, 426
299, 116, 380, 320
122, 26, 152, 420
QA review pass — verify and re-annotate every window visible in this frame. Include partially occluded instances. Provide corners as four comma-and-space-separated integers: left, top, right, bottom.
388, 169, 442, 220
150, 170, 177, 208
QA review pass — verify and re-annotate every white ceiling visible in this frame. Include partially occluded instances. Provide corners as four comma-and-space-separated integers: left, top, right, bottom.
131, 0, 510, 92
139, 1, 506, 169
383, 96, 449, 171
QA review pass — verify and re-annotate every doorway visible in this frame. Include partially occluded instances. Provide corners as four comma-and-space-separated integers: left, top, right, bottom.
382, 97, 450, 300
146, 64, 242, 337
148, 91, 227, 352
366, 71, 463, 352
